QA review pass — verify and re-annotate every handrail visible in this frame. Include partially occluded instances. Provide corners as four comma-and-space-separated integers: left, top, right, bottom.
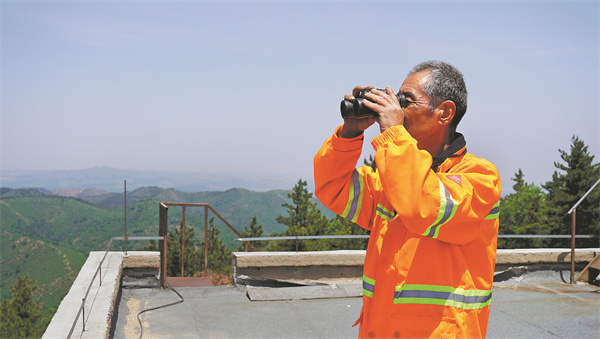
235, 234, 598, 242
158, 202, 257, 286
568, 177, 600, 214
67, 236, 162, 339
234, 234, 598, 255
237, 235, 370, 241
498, 235, 597, 238
567, 176, 600, 283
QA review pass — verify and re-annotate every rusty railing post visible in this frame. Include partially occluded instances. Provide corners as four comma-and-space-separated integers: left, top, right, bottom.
159, 203, 169, 288
204, 205, 209, 275
124, 180, 128, 255
571, 208, 576, 284
81, 298, 85, 331
181, 206, 186, 277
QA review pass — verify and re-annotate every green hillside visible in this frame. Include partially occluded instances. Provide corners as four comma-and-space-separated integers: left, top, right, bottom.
78, 186, 335, 246
1, 195, 118, 251
1, 186, 325, 248
0, 185, 335, 315
0, 233, 87, 312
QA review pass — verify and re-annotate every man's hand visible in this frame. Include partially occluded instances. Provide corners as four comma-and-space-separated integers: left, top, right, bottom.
340, 86, 405, 138
340, 86, 377, 138
363, 86, 405, 134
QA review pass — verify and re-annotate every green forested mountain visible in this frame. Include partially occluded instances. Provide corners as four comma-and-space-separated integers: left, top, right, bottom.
0, 185, 334, 313
1, 233, 86, 315
1, 186, 329, 249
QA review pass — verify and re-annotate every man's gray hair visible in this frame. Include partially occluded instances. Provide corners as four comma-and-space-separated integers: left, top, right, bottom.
409, 61, 468, 130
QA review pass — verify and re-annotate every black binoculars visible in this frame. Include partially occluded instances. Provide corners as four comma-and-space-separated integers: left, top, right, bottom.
340, 88, 406, 118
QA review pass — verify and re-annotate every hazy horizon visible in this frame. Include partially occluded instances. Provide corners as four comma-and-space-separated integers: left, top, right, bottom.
3, 1, 598, 194
0, 166, 305, 193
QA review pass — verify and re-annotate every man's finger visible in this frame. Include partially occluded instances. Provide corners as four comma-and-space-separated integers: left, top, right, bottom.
386, 86, 399, 103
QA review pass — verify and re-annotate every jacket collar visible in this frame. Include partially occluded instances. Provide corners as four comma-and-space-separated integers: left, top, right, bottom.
431, 132, 467, 172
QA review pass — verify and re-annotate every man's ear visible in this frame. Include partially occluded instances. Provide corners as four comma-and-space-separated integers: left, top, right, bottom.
437, 100, 456, 126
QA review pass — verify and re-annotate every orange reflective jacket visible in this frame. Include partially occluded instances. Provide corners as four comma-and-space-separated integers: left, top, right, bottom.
314, 125, 501, 339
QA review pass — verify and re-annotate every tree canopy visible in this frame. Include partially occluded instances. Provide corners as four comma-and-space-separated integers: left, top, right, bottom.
1, 275, 45, 338
543, 136, 600, 247
500, 136, 599, 248
270, 179, 368, 251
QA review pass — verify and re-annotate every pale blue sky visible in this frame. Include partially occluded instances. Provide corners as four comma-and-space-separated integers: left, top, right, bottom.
2, 0, 598, 193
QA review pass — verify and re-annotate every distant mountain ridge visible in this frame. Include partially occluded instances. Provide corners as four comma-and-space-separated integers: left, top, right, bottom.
41, 187, 109, 198
0, 184, 336, 328
0, 186, 336, 239
1, 167, 304, 192
0, 184, 327, 312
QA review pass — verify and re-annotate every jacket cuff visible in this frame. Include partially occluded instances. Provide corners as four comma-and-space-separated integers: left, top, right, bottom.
331, 125, 364, 152
371, 125, 407, 150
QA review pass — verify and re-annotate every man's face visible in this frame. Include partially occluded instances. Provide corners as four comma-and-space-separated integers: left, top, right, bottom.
397, 71, 441, 143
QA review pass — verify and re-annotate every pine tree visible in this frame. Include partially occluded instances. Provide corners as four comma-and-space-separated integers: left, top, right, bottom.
236, 216, 265, 251
543, 136, 600, 247
139, 221, 203, 277
139, 218, 231, 276
273, 179, 329, 251
169, 221, 203, 277
512, 168, 525, 193
364, 154, 377, 172
324, 215, 370, 250
199, 217, 231, 275
0, 275, 44, 338
499, 169, 549, 248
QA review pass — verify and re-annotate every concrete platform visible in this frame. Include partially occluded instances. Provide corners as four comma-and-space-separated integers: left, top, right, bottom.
246, 281, 362, 301
111, 285, 363, 339
490, 282, 600, 338
110, 276, 600, 339
112, 255, 600, 338
45, 249, 600, 338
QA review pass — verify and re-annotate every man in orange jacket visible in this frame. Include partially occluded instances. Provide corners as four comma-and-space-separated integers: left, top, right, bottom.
314, 61, 501, 338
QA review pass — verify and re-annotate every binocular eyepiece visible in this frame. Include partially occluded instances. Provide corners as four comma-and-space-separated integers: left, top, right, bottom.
340, 88, 406, 119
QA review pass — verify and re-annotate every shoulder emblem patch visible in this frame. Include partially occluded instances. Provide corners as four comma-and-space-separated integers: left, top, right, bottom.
447, 174, 462, 186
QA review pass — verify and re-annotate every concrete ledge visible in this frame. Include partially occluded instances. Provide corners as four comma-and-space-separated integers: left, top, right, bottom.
232, 249, 600, 283
496, 248, 599, 264
43, 251, 159, 339
233, 251, 366, 283
233, 250, 366, 268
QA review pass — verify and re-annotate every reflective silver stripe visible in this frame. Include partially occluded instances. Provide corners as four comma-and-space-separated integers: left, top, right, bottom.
376, 204, 395, 221
363, 274, 375, 298
341, 170, 364, 223
422, 178, 458, 239
394, 284, 492, 309
485, 201, 500, 220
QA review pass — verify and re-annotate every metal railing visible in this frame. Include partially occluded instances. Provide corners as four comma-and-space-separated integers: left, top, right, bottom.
236, 234, 598, 241
235, 234, 599, 253
158, 202, 257, 287
567, 177, 600, 283
67, 236, 161, 339
236, 234, 598, 242
68, 202, 255, 337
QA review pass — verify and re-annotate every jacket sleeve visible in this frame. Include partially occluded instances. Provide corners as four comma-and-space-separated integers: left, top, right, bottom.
372, 125, 502, 245
314, 126, 380, 231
